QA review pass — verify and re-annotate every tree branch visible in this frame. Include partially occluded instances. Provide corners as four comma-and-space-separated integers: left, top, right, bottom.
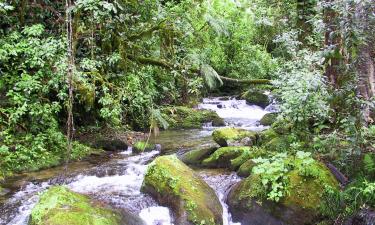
126, 55, 272, 85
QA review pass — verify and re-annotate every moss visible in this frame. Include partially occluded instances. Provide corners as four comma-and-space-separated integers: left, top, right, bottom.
228, 160, 339, 225
201, 146, 266, 170
179, 147, 217, 165
212, 127, 257, 147
257, 128, 278, 145
133, 141, 155, 153
201, 146, 250, 168
241, 90, 270, 108
162, 106, 224, 129
237, 159, 257, 177
29, 186, 122, 225
142, 155, 222, 225
259, 113, 278, 126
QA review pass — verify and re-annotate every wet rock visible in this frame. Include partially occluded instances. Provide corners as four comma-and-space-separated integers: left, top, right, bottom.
201, 146, 265, 170
212, 127, 257, 147
344, 209, 375, 225
133, 141, 156, 153
227, 161, 339, 225
94, 139, 128, 151
201, 146, 250, 169
162, 106, 225, 129
29, 186, 139, 225
241, 90, 270, 108
77, 127, 133, 151
179, 146, 218, 165
237, 159, 257, 177
0, 186, 10, 196
142, 155, 223, 225
259, 113, 278, 126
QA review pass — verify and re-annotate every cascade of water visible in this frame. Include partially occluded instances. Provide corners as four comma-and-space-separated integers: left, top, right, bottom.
198, 97, 271, 130
0, 97, 275, 225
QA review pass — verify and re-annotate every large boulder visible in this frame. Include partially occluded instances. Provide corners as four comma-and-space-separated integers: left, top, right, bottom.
227, 160, 339, 225
142, 155, 223, 225
212, 127, 257, 147
179, 146, 218, 166
162, 106, 224, 129
241, 90, 270, 108
29, 186, 143, 225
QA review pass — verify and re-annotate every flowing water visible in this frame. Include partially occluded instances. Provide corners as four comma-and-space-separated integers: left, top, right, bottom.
0, 97, 271, 225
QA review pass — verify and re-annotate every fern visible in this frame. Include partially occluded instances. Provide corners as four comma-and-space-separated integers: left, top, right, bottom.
200, 64, 223, 90
150, 108, 169, 136
363, 153, 375, 177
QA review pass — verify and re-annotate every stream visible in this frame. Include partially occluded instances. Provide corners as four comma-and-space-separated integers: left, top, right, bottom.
0, 97, 272, 225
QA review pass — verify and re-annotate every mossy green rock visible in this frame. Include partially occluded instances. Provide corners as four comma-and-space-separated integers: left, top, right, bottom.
212, 127, 257, 147
133, 141, 156, 153
202, 146, 250, 169
259, 113, 278, 126
142, 155, 223, 225
162, 106, 224, 129
29, 186, 125, 225
241, 90, 270, 108
237, 159, 257, 177
179, 147, 218, 165
228, 161, 339, 225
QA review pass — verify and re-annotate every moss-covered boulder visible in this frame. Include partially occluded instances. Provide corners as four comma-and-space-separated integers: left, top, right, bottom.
179, 147, 218, 166
241, 90, 270, 108
201, 146, 250, 169
162, 106, 224, 129
29, 186, 140, 225
227, 161, 339, 225
142, 155, 223, 225
237, 159, 257, 177
132, 141, 156, 153
201, 146, 265, 170
259, 113, 278, 126
212, 127, 257, 147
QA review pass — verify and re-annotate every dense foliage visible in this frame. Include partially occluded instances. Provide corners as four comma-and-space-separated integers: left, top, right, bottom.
0, 0, 374, 223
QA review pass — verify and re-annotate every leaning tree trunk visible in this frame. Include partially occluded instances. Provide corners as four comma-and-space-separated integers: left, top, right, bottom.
355, 2, 375, 124
323, 0, 342, 88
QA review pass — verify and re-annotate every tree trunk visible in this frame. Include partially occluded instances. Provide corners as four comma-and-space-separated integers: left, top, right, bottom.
323, 0, 342, 88
356, 2, 375, 124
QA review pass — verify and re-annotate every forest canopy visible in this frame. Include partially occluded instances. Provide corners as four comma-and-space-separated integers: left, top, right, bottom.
0, 0, 374, 223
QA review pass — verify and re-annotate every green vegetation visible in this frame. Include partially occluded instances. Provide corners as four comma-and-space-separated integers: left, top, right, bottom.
142, 155, 223, 225
259, 113, 278, 126
1, 0, 374, 224
29, 186, 122, 225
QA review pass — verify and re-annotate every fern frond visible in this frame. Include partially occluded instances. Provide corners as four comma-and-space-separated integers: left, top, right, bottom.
200, 64, 223, 90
